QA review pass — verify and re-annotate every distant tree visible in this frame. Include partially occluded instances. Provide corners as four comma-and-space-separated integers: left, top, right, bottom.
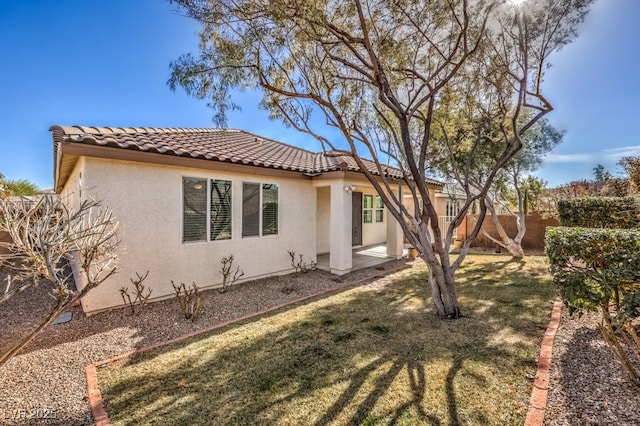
0, 173, 7, 198
601, 177, 629, 197
452, 119, 562, 258
520, 176, 548, 214
593, 164, 613, 183
170, 0, 595, 318
618, 156, 640, 194
546, 171, 630, 216
0, 194, 120, 367
503, 175, 548, 215
0, 173, 40, 197
3, 179, 40, 197
555, 179, 598, 197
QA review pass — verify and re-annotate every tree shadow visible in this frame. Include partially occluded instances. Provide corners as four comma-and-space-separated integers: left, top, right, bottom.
97, 262, 552, 425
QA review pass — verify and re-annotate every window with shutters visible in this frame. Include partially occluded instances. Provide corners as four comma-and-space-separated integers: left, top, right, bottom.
242, 182, 279, 237
182, 177, 232, 243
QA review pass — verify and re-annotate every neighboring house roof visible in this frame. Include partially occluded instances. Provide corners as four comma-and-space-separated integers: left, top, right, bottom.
51, 125, 443, 189
436, 182, 468, 198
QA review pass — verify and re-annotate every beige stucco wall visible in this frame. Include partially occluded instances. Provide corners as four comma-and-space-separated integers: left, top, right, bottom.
434, 193, 448, 217
72, 157, 317, 313
59, 158, 86, 292
59, 157, 84, 212
401, 187, 439, 216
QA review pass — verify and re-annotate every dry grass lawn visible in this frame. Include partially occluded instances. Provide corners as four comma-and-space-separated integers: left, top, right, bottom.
97, 255, 555, 425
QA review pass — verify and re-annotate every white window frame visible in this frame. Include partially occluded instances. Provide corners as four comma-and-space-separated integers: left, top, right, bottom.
445, 199, 460, 222
242, 181, 279, 238
363, 194, 373, 224
375, 195, 384, 223
182, 177, 232, 243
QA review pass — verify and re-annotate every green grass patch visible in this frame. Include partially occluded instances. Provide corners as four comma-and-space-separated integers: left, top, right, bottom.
98, 255, 555, 425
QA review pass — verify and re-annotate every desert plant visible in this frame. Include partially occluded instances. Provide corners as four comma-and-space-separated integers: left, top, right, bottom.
171, 281, 203, 321
0, 194, 119, 367
281, 250, 317, 294
219, 254, 244, 293
119, 271, 151, 315
287, 250, 316, 276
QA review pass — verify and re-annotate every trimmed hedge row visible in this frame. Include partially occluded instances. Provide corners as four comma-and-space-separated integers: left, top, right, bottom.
557, 196, 640, 229
545, 226, 640, 316
546, 196, 640, 384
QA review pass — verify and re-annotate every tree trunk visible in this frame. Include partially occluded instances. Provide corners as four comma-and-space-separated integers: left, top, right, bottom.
0, 296, 66, 368
483, 199, 525, 258
425, 256, 461, 319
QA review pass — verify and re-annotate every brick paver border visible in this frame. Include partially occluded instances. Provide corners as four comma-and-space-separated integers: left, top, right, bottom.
525, 297, 563, 426
84, 262, 412, 425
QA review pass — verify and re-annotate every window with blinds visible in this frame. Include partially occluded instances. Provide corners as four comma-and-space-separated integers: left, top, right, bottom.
242, 183, 260, 237
183, 177, 207, 242
242, 182, 279, 237
210, 179, 232, 240
262, 183, 278, 235
183, 177, 233, 243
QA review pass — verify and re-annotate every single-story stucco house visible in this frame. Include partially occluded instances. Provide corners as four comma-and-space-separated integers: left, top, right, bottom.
51, 125, 443, 314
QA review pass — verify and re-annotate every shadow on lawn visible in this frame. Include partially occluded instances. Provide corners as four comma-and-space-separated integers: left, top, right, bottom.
99, 259, 554, 425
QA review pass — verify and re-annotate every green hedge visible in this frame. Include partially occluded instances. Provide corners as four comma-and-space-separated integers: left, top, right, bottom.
545, 226, 640, 317
557, 196, 640, 228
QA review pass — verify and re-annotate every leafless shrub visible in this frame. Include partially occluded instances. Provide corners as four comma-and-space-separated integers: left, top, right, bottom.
287, 250, 316, 276
171, 280, 203, 321
119, 270, 151, 315
219, 254, 244, 293
281, 250, 317, 294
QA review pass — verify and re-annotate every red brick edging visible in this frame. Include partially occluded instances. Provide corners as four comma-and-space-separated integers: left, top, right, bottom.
524, 297, 563, 426
84, 262, 412, 425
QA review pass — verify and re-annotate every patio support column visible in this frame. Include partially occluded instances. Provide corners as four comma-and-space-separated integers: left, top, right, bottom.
386, 186, 404, 259
329, 182, 352, 275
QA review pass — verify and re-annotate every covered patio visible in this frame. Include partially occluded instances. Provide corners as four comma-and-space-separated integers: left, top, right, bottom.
316, 244, 409, 272
315, 180, 406, 275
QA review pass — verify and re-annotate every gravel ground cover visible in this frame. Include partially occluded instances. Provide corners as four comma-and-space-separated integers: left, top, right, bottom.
1, 257, 639, 425
0, 260, 409, 425
544, 311, 640, 425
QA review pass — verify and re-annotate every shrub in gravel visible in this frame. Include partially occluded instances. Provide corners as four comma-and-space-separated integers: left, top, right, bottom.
546, 197, 640, 386
120, 270, 152, 315
219, 254, 244, 293
171, 281, 203, 321
282, 250, 317, 294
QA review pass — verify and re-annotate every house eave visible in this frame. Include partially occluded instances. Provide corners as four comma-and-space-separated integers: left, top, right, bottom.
55, 143, 314, 192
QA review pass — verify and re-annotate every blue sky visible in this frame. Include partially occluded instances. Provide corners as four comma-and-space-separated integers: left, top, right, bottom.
0, 0, 637, 190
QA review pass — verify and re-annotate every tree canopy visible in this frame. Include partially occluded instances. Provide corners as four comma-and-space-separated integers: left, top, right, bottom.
170, 0, 594, 318
0, 173, 40, 197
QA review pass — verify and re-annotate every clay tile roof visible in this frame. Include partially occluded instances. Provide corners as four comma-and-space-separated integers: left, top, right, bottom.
50, 125, 443, 186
